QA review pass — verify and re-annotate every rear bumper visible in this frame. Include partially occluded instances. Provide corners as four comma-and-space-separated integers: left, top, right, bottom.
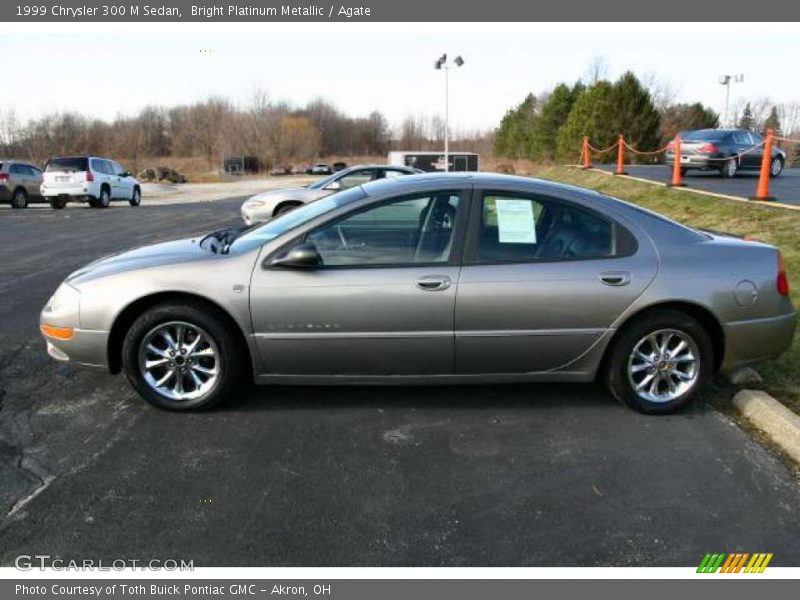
42, 184, 96, 200
665, 152, 723, 170
721, 311, 797, 373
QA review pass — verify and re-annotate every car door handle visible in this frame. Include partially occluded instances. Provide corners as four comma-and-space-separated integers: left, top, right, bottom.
416, 275, 451, 291
599, 271, 631, 286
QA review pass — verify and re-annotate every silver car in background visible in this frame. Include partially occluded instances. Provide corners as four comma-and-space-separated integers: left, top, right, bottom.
41, 173, 795, 414
240, 164, 419, 225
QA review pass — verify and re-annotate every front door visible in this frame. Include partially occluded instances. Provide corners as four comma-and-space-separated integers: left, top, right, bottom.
249, 190, 467, 376
455, 191, 657, 374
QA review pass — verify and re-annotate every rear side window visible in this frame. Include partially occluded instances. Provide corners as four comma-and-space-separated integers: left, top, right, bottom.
46, 157, 88, 172
91, 159, 108, 174
473, 193, 633, 263
9, 164, 25, 175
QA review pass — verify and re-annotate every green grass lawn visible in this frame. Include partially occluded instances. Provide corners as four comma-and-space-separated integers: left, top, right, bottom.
527, 166, 800, 413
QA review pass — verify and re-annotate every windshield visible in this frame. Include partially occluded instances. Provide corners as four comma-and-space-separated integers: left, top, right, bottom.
682, 129, 727, 142
46, 157, 88, 172
231, 186, 368, 253
308, 171, 341, 190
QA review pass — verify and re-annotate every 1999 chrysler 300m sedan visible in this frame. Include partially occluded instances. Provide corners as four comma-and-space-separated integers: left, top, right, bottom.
40, 173, 796, 414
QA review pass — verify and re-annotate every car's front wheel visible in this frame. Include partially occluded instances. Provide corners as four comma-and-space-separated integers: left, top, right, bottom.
130, 186, 141, 207
122, 302, 244, 410
604, 309, 713, 414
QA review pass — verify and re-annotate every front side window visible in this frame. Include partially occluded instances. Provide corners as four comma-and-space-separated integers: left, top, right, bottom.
306, 192, 461, 267
475, 194, 616, 262
732, 132, 750, 144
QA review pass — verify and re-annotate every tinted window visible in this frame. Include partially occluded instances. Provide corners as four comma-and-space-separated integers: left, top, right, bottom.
749, 132, 763, 144
476, 194, 615, 262
682, 129, 728, 142
28, 166, 41, 177
306, 192, 461, 267
91, 159, 110, 174
45, 157, 88, 172
732, 132, 750, 144
9, 164, 25, 175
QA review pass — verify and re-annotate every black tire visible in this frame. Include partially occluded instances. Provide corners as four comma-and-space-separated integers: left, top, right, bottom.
274, 202, 301, 216
95, 186, 111, 208
603, 309, 713, 415
720, 157, 738, 178
49, 197, 66, 209
121, 301, 244, 411
11, 188, 28, 209
770, 156, 784, 178
130, 186, 141, 207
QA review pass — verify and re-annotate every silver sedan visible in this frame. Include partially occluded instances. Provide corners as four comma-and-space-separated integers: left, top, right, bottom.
240, 164, 420, 225
41, 173, 796, 414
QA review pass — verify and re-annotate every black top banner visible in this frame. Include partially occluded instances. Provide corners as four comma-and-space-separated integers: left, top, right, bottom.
3, 0, 798, 22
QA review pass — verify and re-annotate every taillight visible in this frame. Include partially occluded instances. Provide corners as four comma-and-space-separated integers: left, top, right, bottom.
0, 173, 8, 182
85, 169, 94, 182
777, 251, 790, 296
697, 142, 720, 153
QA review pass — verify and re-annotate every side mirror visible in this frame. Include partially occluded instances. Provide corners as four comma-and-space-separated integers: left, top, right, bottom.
119, 172, 130, 178
323, 180, 341, 191
270, 243, 322, 269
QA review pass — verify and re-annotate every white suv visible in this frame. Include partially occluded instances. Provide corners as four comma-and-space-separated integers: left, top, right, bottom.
41, 156, 141, 209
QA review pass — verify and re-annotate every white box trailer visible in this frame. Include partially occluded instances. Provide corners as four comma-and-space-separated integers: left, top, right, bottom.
387, 151, 479, 172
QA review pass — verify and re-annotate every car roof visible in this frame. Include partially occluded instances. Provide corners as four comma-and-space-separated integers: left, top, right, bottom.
339, 164, 417, 174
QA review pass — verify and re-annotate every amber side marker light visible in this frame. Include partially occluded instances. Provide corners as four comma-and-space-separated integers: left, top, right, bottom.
41, 324, 75, 340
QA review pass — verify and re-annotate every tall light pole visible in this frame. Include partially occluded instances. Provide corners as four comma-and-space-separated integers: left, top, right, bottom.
434, 53, 464, 172
719, 74, 744, 128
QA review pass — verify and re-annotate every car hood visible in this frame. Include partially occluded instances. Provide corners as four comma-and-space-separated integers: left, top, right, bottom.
67, 238, 210, 286
246, 187, 327, 205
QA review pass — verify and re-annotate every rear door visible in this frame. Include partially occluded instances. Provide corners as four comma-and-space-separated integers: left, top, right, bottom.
455, 189, 658, 374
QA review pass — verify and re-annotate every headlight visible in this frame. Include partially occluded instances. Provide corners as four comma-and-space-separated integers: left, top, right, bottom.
246, 200, 266, 209
44, 282, 81, 315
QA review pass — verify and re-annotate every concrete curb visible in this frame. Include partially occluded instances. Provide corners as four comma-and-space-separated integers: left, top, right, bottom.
732, 389, 800, 464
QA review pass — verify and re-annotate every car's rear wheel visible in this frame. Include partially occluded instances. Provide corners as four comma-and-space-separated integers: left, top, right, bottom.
721, 157, 738, 178
130, 186, 141, 207
49, 197, 66, 209
603, 309, 713, 414
770, 156, 784, 178
94, 186, 111, 208
11, 188, 28, 208
122, 302, 244, 410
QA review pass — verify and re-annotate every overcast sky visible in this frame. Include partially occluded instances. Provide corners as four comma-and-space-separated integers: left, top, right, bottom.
4, 30, 799, 132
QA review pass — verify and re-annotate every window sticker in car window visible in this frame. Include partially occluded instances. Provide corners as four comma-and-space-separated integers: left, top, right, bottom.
495, 198, 537, 244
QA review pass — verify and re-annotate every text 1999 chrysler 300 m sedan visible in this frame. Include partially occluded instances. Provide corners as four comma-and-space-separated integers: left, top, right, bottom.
40, 173, 796, 414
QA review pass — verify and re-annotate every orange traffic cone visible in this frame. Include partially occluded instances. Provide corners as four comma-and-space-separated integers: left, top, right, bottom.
750, 128, 776, 201
666, 135, 685, 187
614, 134, 627, 175
581, 136, 591, 169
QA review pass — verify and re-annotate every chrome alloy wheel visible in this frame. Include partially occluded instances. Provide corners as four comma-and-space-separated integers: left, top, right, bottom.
724, 158, 737, 177
771, 157, 782, 176
138, 321, 220, 402
627, 329, 700, 403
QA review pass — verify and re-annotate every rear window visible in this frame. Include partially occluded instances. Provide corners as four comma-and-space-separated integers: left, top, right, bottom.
682, 129, 727, 142
46, 157, 88, 172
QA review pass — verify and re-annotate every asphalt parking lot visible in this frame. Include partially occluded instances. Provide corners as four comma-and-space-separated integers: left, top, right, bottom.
1, 198, 800, 567
596, 164, 800, 205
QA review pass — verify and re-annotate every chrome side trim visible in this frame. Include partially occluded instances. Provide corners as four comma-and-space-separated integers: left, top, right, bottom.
254, 328, 606, 340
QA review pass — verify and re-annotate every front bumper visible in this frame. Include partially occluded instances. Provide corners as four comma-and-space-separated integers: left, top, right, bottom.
241, 204, 270, 226
721, 311, 797, 373
43, 328, 110, 370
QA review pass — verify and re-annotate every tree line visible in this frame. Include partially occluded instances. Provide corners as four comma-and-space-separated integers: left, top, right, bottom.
493, 70, 800, 164
0, 92, 491, 171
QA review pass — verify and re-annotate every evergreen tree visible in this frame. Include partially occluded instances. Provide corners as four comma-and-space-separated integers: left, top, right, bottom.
528, 82, 583, 161
659, 103, 719, 142
493, 94, 538, 158
556, 80, 616, 161
738, 103, 754, 130
610, 72, 661, 160
764, 106, 781, 133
